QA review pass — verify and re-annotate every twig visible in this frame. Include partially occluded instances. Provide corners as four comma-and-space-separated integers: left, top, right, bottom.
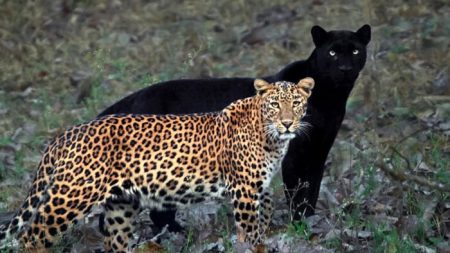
389, 147, 412, 170
412, 242, 436, 253
150, 224, 169, 242
395, 124, 432, 145
134, 224, 169, 248
284, 179, 311, 221
375, 159, 450, 193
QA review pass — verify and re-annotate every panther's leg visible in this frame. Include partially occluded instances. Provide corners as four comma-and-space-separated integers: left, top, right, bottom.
101, 197, 141, 253
257, 189, 274, 239
149, 209, 183, 233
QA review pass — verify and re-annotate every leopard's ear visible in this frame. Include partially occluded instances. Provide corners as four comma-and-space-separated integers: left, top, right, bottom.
297, 77, 315, 97
254, 79, 273, 96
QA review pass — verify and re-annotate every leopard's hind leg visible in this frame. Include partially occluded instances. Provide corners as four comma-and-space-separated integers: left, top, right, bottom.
0, 145, 58, 250
100, 197, 142, 253
21, 166, 111, 250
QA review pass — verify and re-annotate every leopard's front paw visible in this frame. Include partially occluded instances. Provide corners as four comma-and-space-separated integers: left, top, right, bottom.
253, 244, 267, 253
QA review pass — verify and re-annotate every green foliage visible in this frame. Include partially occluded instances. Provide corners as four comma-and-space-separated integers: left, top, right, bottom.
181, 228, 195, 253
361, 165, 377, 197
372, 228, 416, 253
0, 240, 15, 253
287, 220, 311, 240
221, 229, 234, 253
216, 204, 234, 252
81, 78, 105, 120
0, 136, 13, 179
429, 134, 450, 186
324, 237, 343, 250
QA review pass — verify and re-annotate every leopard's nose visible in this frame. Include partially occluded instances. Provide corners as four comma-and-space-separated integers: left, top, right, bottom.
282, 120, 293, 129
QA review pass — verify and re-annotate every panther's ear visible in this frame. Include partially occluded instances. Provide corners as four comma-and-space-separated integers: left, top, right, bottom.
356, 24, 371, 45
254, 79, 273, 96
311, 25, 328, 47
297, 77, 315, 97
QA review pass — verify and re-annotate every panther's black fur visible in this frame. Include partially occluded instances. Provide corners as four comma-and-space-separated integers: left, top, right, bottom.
98, 25, 371, 229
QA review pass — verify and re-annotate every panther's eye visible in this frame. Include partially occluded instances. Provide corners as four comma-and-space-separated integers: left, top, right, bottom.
329, 50, 336, 56
352, 49, 359, 55
293, 101, 301, 107
270, 102, 279, 108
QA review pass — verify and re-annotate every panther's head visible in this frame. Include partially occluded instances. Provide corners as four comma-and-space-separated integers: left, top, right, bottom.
255, 78, 314, 140
311, 24, 371, 85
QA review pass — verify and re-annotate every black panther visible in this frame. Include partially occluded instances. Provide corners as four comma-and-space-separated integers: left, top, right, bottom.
98, 25, 371, 230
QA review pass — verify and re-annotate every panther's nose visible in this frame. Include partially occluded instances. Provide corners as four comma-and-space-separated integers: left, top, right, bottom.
282, 120, 293, 129
338, 65, 353, 72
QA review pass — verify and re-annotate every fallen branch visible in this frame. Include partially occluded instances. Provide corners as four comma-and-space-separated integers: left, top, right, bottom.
375, 159, 450, 193
150, 224, 169, 242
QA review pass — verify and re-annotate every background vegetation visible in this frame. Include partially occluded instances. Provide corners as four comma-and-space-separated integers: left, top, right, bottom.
0, 0, 449, 252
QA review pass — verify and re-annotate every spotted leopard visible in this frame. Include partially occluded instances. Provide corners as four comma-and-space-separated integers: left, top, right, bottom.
0, 78, 314, 252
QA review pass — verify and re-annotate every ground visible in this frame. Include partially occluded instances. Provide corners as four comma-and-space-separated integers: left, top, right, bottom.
0, 0, 449, 252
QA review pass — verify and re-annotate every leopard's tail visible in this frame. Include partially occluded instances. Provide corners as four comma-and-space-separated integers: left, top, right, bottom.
0, 140, 59, 249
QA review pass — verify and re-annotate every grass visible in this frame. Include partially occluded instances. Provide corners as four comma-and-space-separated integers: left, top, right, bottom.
219, 207, 235, 253
0, 0, 449, 252
287, 220, 312, 240
372, 228, 416, 253
180, 228, 195, 253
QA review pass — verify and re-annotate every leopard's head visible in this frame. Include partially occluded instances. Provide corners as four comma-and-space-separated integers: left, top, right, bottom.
255, 78, 314, 140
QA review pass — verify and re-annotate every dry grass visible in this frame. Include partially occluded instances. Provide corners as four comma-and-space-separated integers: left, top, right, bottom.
0, 0, 449, 252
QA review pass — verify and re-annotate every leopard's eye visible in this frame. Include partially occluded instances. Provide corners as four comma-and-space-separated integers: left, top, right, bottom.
352, 49, 359, 55
329, 50, 336, 56
293, 101, 301, 107
270, 102, 279, 108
